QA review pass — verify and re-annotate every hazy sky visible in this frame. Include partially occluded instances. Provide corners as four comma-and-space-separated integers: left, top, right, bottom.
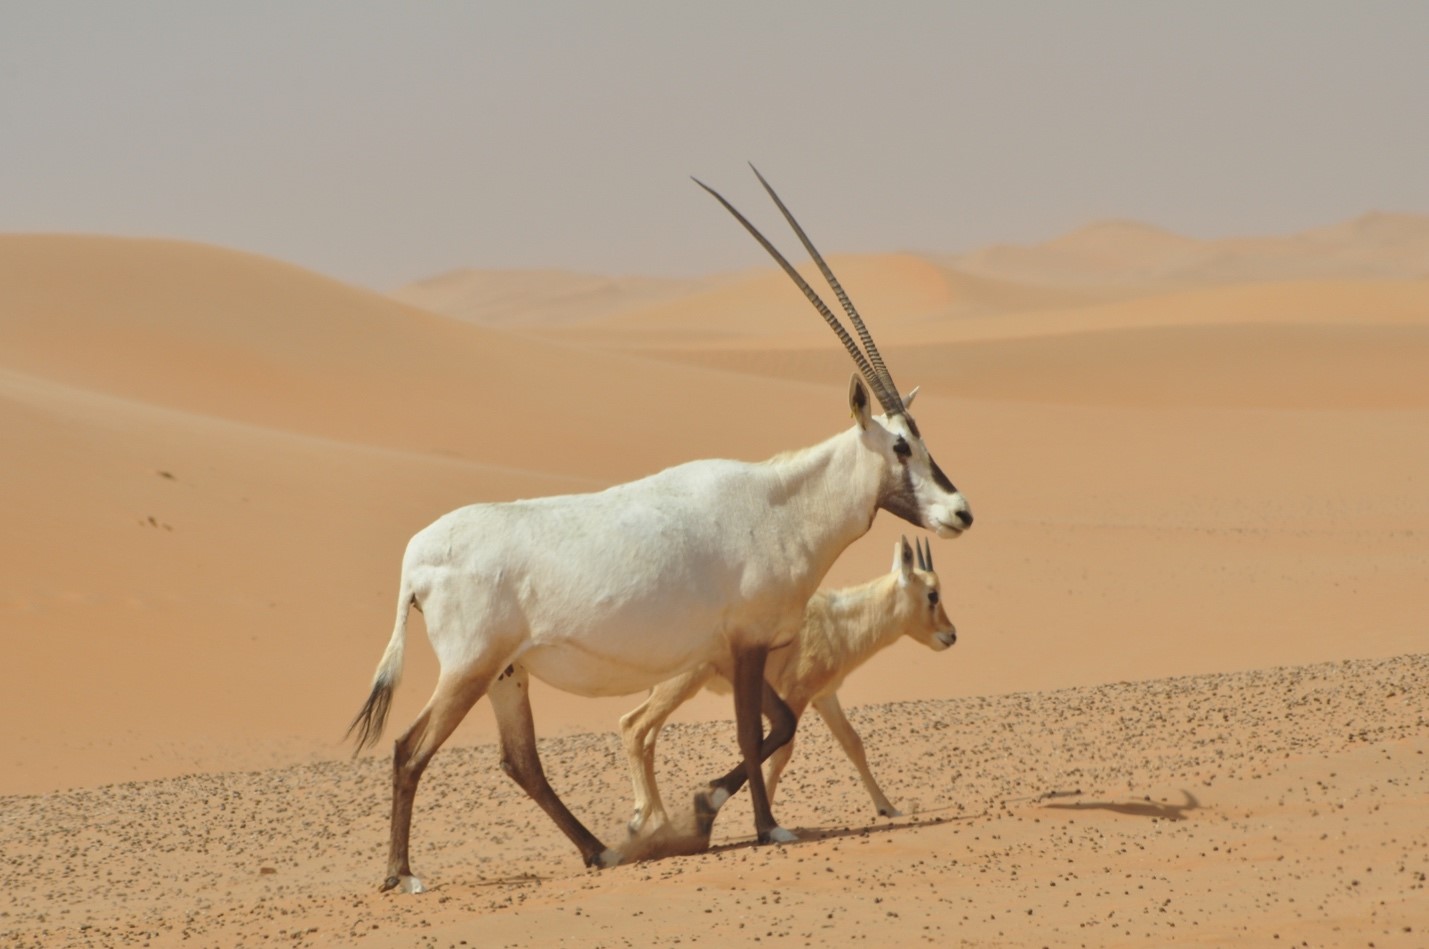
4, 2, 1427, 289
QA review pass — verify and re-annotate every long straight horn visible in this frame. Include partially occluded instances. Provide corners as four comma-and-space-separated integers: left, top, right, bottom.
747, 164, 903, 415
693, 175, 899, 413
918, 538, 933, 571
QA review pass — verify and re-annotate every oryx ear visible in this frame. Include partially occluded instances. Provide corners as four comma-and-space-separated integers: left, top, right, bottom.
904, 386, 920, 408
895, 535, 914, 580
849, 374, 873, 429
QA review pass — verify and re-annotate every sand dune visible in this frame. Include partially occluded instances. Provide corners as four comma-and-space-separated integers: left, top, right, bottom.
630, 320, 1429, 410
947, 211, 1429, 287
3, 215, 1427, 945
390, 268, 726, 327
0, 235, 839, 481
0, 236, 877, 793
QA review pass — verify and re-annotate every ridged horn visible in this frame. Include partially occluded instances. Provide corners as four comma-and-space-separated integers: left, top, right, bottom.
746, 164, 903, 415
693, 171, 903, 414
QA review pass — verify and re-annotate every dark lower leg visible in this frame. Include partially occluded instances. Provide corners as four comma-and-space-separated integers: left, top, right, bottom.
383, 713, 430, 889
709, 679, 798, 797
732, 647, 782, 841
490, 668, 611, 866
382, 672, 489, 890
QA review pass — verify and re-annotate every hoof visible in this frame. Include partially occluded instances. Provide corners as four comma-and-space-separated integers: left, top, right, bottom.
694, 788, 723, 837
381, 874, 425, 894
759, 826, 798, 845
878, 806, 904, 819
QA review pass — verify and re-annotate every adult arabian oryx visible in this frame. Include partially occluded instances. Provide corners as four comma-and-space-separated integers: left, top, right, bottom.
347, 166, 973, 894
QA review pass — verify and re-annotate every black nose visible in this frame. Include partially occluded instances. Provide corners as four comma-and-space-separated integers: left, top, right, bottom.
956, 509, 973, 528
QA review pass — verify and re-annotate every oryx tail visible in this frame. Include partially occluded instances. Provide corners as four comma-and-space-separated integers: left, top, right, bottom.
346, 581, 414, 753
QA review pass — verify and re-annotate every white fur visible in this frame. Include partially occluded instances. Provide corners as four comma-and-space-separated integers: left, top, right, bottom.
365, 395, 967, 705
353, 379, 970, 886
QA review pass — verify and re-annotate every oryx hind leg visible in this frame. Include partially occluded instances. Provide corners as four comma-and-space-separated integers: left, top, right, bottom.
698, 648, 798, 844
488, 664, 620, 869
620, 665, 714, 835
385, 660, 502, 894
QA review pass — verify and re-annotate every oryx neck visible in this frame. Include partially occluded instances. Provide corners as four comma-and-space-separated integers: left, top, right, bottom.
763, 426, 883, 578
819, 576, 909, 662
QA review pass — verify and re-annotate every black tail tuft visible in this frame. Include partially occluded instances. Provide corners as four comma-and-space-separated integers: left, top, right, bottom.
345, 677, 394, 755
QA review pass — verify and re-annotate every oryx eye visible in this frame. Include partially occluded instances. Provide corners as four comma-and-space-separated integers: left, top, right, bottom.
928, 590, 939, 606
893, 437, 911, 459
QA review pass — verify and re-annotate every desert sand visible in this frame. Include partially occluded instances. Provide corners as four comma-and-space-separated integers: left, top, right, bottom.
2, 213, 1426, 946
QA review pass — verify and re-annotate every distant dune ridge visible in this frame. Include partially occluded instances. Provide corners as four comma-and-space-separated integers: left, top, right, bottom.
3, 210, 1427, 945
945, 210, 1429, 288
390, 268, 726, 327
397, 211, 1429, 328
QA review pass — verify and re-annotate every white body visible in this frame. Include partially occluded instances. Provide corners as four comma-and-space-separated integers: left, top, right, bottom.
390, 420, 965, 701
621, 538, 956, 833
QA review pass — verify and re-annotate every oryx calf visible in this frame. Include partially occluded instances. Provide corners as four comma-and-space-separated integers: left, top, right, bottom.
347, 168, 973, 894
621, 536, 955, 836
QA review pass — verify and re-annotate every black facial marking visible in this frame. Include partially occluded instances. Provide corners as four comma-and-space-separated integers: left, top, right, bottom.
929, 456, 956, 493
906, 417, 921, 439
878, 465, 921, 528
893, 436, 911, 459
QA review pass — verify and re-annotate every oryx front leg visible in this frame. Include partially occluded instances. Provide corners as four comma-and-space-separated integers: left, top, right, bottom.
488, 664, 620, 869
760, 698, 809, 807
384, 665, 498, 894
699, 648, 797, 844
813, 692, 900, 818
620, 665, 713, 835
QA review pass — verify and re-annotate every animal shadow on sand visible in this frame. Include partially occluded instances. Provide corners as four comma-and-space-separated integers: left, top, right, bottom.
1038, 789, 1201, 821
620, 805, 984, 865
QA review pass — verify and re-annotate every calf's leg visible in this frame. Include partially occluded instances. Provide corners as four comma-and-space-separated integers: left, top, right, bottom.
813, 692, 900, 817
619, 665, 713, 834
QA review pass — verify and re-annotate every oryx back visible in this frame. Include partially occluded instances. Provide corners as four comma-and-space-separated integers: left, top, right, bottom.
405, 456, 823, 697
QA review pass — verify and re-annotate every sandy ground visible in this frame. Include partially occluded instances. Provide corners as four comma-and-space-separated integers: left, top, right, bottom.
2, 212, 1427, 945
2, 655, 1423, 947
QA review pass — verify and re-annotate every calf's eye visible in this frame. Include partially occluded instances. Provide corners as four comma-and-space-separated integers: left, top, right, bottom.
928, 590, 939, 606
